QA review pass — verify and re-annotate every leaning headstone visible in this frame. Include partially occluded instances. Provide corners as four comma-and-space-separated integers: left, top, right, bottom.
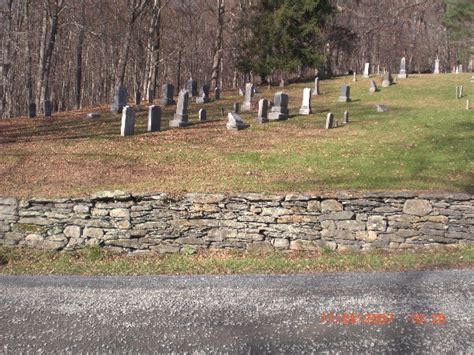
343, 111, 349, 124
313, 77, 321, 95
363, 63, 370, 78
43, 100, 52, 118
28, 103, 36, 118
338, 85, 350, 102
186, 79, 198, 97
242, 83, 254, 111
299, 88, 312, 115
325, 113, 335, 129
86, 112, 100, 119
227, 112, 248, 131
398, 57, 407, 79
256, 99, 269, 124
376, 104, 388, 113
111, 86, 128, 113
434, 58, 440, 74
214, 86, 221, 100
233, 102, 240, 114
121, 106, 135, 136
196, 84, 211, 104
382, 72, 392, 87
198, 108, 207, 122
369, 80, 378, 94
147, 105, 161, 132
268, 92, 289, 121
169, 90, 190, 128
161, 84, 175, 106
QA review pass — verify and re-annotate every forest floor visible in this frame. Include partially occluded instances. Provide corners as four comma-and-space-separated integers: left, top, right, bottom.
0, 73, 472, 198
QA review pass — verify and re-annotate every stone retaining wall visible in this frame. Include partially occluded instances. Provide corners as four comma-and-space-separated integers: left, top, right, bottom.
0, 191, 472, 253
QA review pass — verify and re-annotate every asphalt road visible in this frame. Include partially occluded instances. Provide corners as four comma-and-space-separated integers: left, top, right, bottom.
0, 270, 473, 354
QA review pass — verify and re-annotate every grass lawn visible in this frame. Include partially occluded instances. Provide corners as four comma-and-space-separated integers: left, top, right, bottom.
0, 73, 472, 197
1, 245, 473, 275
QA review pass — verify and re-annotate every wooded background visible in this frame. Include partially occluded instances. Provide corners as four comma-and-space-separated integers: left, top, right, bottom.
0, 0, 473, 119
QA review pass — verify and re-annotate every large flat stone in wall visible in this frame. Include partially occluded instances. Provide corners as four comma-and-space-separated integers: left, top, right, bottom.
403, 199, 432, 216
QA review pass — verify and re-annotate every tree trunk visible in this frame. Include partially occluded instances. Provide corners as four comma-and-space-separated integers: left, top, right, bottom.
210, 0, 225, 90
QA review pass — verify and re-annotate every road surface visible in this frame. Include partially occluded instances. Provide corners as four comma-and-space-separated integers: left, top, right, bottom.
1, 270, 473, 353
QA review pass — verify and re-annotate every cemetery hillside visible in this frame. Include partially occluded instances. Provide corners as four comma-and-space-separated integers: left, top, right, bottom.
0, 73, 473, 198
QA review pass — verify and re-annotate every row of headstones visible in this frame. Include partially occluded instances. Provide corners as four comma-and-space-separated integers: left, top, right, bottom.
361, 58, 408, 79
112, 80, 221, 114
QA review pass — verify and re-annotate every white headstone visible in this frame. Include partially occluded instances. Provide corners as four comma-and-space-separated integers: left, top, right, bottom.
434, 58, 440, 74
363, 63, 370, 78
299, 88, 312, 115
398, 57, 407, 79
227, 112, 248, 131
325, 113, 334, 129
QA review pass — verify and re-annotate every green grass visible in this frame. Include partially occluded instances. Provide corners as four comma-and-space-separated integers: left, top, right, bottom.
0, 73, 472, 197
0, 245, 473, 275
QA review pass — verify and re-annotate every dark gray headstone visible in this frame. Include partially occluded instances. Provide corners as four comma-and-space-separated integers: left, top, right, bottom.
338, 85, 350, 102
121, 106, 135, 136
199, 109, 207, 122
111, 86, 128, 114
161, 84, 175, 106
28, 103, 36, 118
186, 79, 198, 97
43, 100, 52, 118
268, 92, 289, 120
148, 105, 161, 132
256, 99, 269, 124
196, 85, 210, 103
233, 102, 240, 114
313, 77, 320, 96
169, 90, 190, 128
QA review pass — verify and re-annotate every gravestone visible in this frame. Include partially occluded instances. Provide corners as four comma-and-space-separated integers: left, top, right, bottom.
86, 112, 100, 119
43, 100, 52, 118
338, 85, 350, 102
161, 84, 175, 105
186, 79, 198, 97
280, 79, 287, 87
214, 86, 221, 100
398, 57, 407, 79
233, 102, 240, 114
353, 73, 357, 82
376, 104, 388, 112
28, 103, 36, 118
299, 88, 312, 115
268, 92, 289, 121
148, 105, 161, 132
227, 112, 248, 131
325, 113, 335, 129
369, 80, 378, 94
466, 100, 470, 110
256, 99, 269, 124
242, 83, 254, 111
363, 63, 370, 78
169, 90, 190, 128
111, 86, 128, 113
377, 65, 380, 75
199, 108, 207, 122
196, 84, 211, 104
434, 58, 440, 74
382, 72, 392, 87
343, 111, 349, 124
120, 106, 135, 136
313, 77, 321, 95
459, 65, 463, 73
